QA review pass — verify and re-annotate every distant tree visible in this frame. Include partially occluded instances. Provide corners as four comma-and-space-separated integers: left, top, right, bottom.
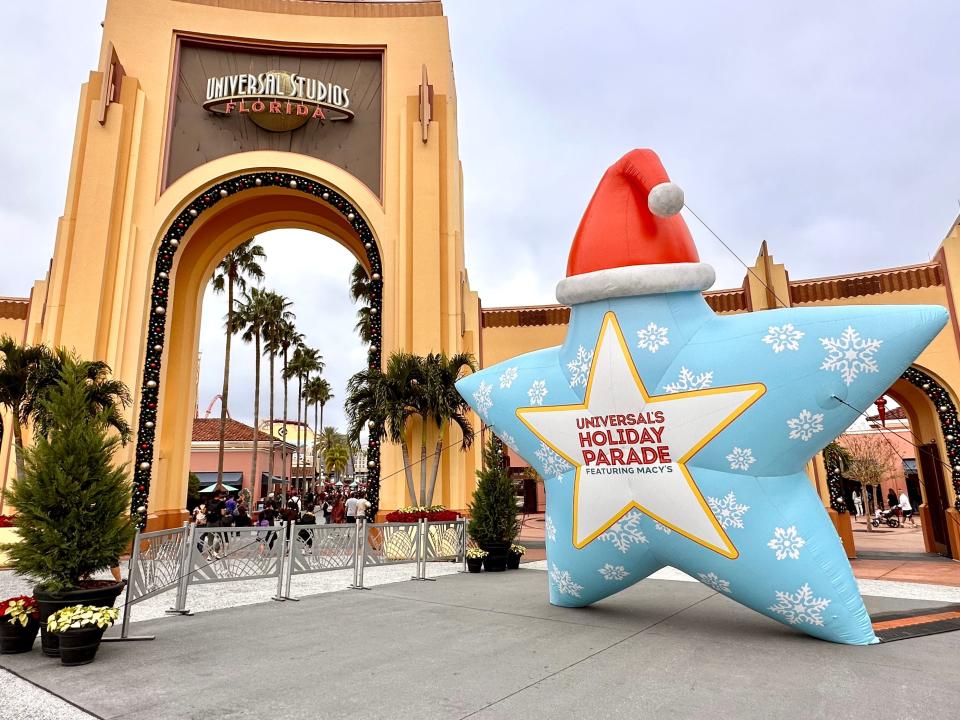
259, 291, 294, 488
187, 472, 201, 511
211, 240, 265, 489
840, 433, 901, 531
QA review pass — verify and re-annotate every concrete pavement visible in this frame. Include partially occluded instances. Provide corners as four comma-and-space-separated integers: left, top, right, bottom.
2, 568, 958, 720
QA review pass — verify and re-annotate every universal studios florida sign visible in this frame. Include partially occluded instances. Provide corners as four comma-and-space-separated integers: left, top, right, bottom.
203, 70, 354, 131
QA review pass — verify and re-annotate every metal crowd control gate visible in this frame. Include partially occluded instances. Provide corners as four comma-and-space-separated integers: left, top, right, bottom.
117, 518, 467, 635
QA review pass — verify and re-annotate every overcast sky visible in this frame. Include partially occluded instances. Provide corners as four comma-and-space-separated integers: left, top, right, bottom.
1, 1, 958, 431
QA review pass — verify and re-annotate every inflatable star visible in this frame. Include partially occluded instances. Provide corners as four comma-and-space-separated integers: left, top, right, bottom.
457, 150, 947, 645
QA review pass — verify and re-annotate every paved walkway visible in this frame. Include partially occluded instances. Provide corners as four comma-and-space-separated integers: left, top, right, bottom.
2, 568, 959, 719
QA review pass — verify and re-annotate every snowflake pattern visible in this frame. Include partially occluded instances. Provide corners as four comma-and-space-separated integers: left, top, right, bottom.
707, 491, 750, 530
663, 366, 714, 394
566, 345, 594, 388
472, 381, 493, 418
549, 564, 583, 598
819, 325, 882, 386
598, 564, 630, 581
527, 379, 549, 405
544, 514, 557, 542
787, 409, 825, 441
768, 584, 831, 626
726, 447, 756, 471
599, 512, 649, 554
637, 322, 670, 353
654, 522, 673, 535
499, 366, 518, 389
767, 526, 807, 560
535, 442, 572, 481
498, 431, 518, 452
762, 323, 805, 353
698, 572, 731, 594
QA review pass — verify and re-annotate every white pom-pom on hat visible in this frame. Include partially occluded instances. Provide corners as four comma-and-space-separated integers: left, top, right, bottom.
647, 181, 684, 217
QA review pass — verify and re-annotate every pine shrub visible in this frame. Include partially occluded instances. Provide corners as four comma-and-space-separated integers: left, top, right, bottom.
2, 359, 134, 591
467, 435, 519, 545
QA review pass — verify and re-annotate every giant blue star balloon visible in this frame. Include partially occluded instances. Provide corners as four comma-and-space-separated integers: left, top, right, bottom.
456, 149, 947, 644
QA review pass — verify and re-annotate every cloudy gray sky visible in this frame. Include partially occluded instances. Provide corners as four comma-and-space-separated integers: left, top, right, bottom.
1, 1, 958, 431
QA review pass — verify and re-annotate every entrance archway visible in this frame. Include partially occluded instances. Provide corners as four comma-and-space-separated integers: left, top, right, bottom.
828, 364, 960, 557
134, 171, 384, 528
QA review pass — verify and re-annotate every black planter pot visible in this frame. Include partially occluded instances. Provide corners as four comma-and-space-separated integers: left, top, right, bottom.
466, 557, 483, 573
480, 542, 510, 572
506, 552, 522, 570
35, 582, 124, 658
56, 626, 106, 666
0, 617, 40, 654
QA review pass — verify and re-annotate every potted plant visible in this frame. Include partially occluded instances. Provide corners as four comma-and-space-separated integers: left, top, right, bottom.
0, 595, 41, 653
465, 547, 487, 573
507, 544, 526, 570
46, 605, 119, 666
1, 358, 134, 657
467, 436, 520, 572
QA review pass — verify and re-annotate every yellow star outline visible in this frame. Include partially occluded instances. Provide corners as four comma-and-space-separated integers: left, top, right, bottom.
516, 312, 766, 559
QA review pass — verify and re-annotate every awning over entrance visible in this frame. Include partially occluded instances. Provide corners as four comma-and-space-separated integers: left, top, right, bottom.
195, 472, 243, 493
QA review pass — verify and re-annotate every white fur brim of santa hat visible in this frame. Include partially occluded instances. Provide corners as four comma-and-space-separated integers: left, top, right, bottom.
556, 262, 715, 305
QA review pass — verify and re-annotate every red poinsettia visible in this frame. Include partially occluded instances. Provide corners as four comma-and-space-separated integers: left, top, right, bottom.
1, 595, 40, 626
385, 507, 460, 523
0, 514, 16, 528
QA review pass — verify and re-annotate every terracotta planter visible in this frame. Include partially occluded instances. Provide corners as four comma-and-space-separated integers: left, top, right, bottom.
0, 617, 40, 654
56, 625, 106, 666
35, 582, 124, 657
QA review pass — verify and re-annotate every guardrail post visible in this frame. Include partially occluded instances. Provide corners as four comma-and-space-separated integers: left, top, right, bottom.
282, 521, 298, 601
168, 522, 192, 615
356, 519, 369, 590
272, 521, 287, 602
460, 519, 468, 573
350, 520, 362, 589
119, 526, 141, 639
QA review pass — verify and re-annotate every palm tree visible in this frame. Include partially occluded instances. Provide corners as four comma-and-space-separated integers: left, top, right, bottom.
211, 240, 265, 489
346, 352, 427, 504
304, 377, 333, 483
354, 306, 373, 344
259, 292, 294, 492
278, 321, 302, 502
324, 441, 350, 484
236, 287, 272, 497
349, 262, 372, 304
32, 350, 133, 444
349, 263, 373, 344
0, 338, 54, 485
285, 346, 324, 491
422, 352, 476, 505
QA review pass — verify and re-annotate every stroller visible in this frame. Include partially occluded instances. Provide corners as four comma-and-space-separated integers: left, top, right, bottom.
871, 507, 900, 528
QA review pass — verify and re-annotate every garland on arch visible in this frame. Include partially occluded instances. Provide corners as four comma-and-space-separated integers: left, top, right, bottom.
133, 172, 384, 528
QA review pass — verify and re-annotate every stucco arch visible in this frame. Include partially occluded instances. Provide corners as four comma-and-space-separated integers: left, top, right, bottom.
136, 170, 388, 528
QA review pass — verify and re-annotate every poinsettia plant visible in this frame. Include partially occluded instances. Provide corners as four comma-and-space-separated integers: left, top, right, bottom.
0, 514, 15, 528
1, 596, 39, 626
385, 505, 459, 523
46, 605, 119, 633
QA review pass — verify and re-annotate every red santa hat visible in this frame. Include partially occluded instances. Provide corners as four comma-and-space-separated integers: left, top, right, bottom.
556, 149, 715, 305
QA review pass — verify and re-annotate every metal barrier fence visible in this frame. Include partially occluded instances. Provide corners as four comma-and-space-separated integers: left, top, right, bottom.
117, 518, 466, 637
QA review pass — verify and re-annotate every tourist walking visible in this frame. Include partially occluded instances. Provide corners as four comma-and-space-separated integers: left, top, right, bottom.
355, 493, 371, 522
852, 490, 863, 517
346, 493, 359, 523
899, 491, 916, 526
